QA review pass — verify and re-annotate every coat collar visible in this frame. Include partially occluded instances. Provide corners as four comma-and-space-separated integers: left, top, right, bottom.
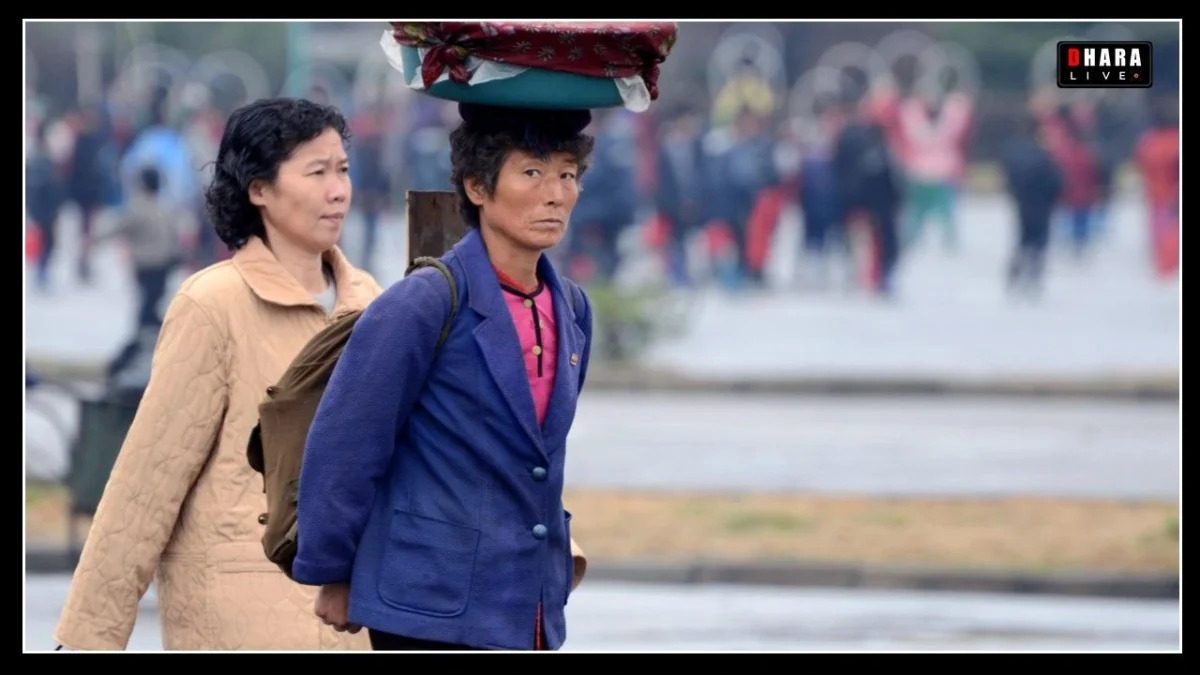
231, 235, 374, 318
452, 227, 574, 324
451, 227, 586, 457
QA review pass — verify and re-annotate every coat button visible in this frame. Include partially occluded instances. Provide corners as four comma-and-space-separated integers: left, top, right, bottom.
570, 353, 579, 366
531, 466, 547, 481
532, 524, 548, 539
257, 513, 268, 525
523, 298, 533, 308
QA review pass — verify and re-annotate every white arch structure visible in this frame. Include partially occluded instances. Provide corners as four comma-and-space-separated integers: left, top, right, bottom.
706, 27, 788, 102
164, 49, 271, 120
109, 42, 191, 109
1084, 22, 1140, 42
787, 31, 984, 125
1083, 23, 1149, 109
816, 40, 893, 97
110, 59, 190, 109
914, 41, 981, 101
787, 65, 845, 119
191, 50, 272, 102
278, 60, 354, 110
1029, 34, 1103, 105
874, 28, 939, 90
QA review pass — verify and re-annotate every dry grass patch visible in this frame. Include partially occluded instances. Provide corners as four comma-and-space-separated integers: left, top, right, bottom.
562, 489, 1179, 574
28, 483, 1179, 574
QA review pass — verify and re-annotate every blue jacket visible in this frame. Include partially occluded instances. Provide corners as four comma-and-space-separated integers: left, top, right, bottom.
292, 228, 592, 650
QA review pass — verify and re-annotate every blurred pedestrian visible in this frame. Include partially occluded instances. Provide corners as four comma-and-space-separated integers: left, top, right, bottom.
653, 103, 708, 286
53, 98, 381, 651
90, 165, 188, 331
834, 93, 905, 297
898, 91, 971, 253
1134, 99, 1180, 279
717, 106, 778, 289
349, 99, 393, 276
567, 109, 639, 284
65, 104, 110, 283
26, 120, 66, 292
1046, 105, 1101, 259
1001, 115, 1063, 297
795, 100, 847, 289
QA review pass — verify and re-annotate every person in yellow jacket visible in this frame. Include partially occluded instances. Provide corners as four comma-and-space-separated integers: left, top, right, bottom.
711, 59, 776, 127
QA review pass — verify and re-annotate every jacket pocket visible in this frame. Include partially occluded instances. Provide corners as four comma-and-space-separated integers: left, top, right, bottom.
377, 509, 481, 618
202, 542, 318, 649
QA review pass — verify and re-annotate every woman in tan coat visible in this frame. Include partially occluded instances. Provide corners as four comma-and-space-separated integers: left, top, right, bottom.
54, 98, 380, 651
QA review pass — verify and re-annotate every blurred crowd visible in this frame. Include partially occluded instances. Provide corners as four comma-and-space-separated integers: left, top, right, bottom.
26, 50, 1180, 326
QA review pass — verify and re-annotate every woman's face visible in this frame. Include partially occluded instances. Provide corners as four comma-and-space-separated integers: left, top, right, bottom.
250, 127, 351, 255
468, 148, 580, 253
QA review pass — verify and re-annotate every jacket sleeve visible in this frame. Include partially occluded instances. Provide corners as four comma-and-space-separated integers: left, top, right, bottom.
574, 285, 593, 393
568, 285, 593, 589
54, 292, 228, 650
292, 267, 451, 586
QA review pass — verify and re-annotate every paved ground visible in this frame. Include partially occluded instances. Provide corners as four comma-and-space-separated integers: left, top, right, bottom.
26, 385, 1179, 498
645, 192, 1179, 381
25, 574, 1179, 651
25, 192, 1179, 382
563, 392, 1179, 499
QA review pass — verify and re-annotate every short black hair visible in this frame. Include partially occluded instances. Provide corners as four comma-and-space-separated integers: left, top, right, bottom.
448, 103, 595, 229
204, 97, 350, 250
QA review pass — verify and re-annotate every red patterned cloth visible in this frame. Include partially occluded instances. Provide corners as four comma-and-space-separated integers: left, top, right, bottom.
389, 22, 677, 102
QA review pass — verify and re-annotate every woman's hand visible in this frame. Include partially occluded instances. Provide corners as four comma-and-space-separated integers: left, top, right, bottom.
314, 583, 360, 633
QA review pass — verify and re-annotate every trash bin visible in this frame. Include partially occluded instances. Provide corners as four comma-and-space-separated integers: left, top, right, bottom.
63, 324, 157, 555
66, 392, 140, 518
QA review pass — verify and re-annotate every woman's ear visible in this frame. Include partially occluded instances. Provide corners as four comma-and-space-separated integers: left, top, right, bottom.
248, 178, 269, 207
463, 176, 488, 207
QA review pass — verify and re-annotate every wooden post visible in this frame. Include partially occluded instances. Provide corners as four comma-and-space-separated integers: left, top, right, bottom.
406, 190, 467, 266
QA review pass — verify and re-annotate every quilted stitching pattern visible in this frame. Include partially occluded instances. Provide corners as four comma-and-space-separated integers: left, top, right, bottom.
54, 238, 380, 651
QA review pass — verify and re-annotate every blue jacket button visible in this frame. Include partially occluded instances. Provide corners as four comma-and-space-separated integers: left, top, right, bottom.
532, 524, 548, 539
531, 467, 547, 481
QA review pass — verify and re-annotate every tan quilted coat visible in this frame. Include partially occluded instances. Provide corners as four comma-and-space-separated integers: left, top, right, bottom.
54, 236, 382, 651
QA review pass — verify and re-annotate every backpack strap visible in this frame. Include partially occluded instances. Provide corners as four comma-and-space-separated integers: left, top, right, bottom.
405, 259, 582, 349
406, 256, 458, 349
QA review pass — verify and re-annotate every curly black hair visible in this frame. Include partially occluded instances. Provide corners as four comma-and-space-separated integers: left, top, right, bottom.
449, 103, 596, 229
205, 97, 350, 250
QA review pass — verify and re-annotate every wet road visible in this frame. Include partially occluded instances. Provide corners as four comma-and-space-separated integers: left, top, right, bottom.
25, 574, 1179, 651
564, 392, 1179, 499
27, 388, 1178, 499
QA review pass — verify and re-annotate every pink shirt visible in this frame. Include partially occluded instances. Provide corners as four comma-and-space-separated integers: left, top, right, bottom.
898, 94, 972, 182
495, 268, 558, 427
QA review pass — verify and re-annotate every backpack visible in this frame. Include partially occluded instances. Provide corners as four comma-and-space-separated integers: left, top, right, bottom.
246, 256, 581, 579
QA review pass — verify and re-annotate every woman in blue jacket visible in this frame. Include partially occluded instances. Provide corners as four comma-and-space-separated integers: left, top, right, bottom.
292, 102, 596, 651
